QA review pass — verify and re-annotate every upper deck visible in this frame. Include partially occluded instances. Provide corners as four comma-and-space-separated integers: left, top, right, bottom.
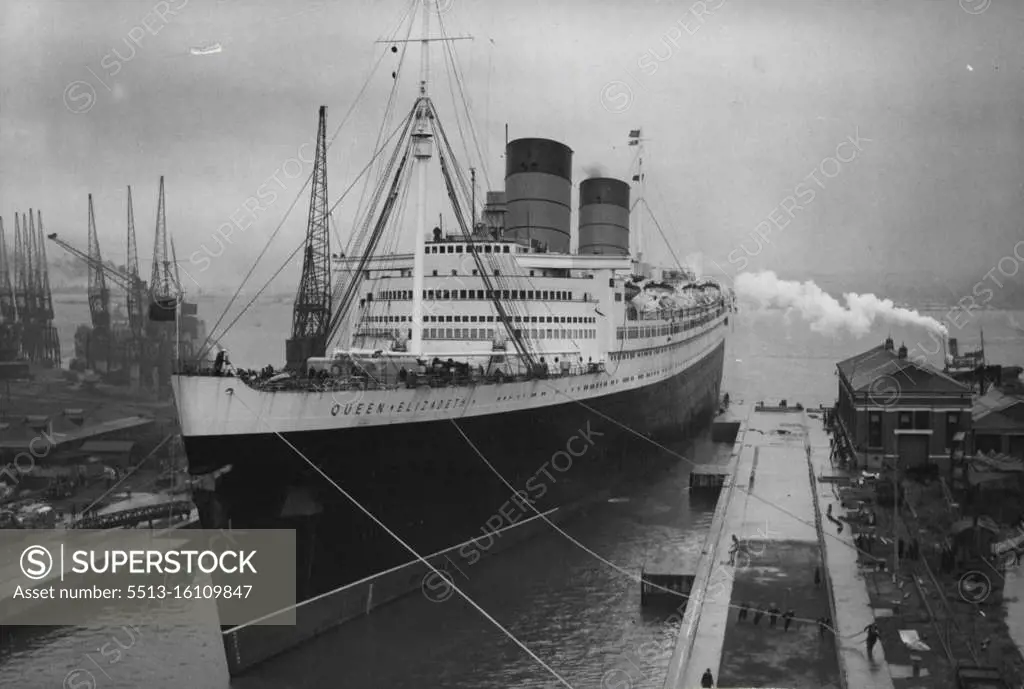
334, 234, 725, 362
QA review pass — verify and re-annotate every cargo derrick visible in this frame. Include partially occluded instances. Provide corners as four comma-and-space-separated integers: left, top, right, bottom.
0, 218, 20, 361
33, 211, 61, 366
286, 105, 332, 371
168, 234, 198, 361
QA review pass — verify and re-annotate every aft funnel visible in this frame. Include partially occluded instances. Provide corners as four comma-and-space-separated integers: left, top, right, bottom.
578, 177, 630, 256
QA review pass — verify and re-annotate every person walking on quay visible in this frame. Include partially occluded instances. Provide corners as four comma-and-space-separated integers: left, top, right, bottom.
783, 609, 795, 631
729, 535, 740, 565
768, 603, 780, 628
738, 601, 749, 622
700, 668, 715, 688
865, 622, 880, 659
814, 566, 822, 588
752, 604, 765, 626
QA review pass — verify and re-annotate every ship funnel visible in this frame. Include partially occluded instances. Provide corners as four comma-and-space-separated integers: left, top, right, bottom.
578, 177, 630, 256
884, 336, 894, 351
504, 138, 573, 253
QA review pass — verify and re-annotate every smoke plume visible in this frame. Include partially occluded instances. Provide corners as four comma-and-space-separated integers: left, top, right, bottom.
683, 252, 704, 277
582, 163, 607, 179
735, 270, 948, 336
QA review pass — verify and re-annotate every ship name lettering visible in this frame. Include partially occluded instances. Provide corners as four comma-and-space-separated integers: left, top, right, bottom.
377, 403, 385, 414
355, 403, 364, 414
396, 402, 404, 413
330, 403, 340, 416
445, 400, 452, 410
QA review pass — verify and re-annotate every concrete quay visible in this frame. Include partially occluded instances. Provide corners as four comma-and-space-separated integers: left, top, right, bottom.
663, 403, 896, 689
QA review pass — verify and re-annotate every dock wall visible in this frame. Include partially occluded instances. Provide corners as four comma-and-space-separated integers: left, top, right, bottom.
221, 493, 605, 675
661, 414, 748, 688
664, 404, 896, 689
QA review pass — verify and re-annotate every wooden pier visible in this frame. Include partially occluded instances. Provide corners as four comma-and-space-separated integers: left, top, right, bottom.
641, 548, 695, 608
689, 464, 729, 491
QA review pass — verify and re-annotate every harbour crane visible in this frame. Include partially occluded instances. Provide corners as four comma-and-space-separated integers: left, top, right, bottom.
148, 176, 181, 322
86, 194, 111, 334
124, 186, 147, 338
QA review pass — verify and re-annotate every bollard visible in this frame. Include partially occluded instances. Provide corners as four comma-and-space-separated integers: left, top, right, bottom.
911, 655, 921, 677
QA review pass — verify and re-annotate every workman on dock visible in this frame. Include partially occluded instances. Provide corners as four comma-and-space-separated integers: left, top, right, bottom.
767, 603, 780, 628
865, 622, 880, 659
782, 609, 795, 631
737, 601, 749, 622
752, 603, 765, 625
700, 668, 715, 688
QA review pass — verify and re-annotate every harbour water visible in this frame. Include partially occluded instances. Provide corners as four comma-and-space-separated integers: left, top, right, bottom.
3, 299, 1021, 688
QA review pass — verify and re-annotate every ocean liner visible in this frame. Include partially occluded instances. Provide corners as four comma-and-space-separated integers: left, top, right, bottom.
171, 1, 728, 669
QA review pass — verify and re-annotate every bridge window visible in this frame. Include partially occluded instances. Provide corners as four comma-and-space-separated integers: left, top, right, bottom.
455, 245, 463, 253
503, 246, 510, 253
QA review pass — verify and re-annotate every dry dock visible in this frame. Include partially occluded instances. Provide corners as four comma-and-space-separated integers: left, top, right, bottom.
663, 403, 897, 689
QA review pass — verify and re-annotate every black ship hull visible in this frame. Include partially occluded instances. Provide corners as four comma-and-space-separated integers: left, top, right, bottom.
183, 339, 724, 671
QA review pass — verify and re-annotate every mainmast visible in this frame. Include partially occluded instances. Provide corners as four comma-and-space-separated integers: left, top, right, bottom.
629, 128, 645, 269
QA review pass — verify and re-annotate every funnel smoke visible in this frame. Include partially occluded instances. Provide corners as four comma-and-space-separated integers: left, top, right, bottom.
582, 164, 607, 179
735, 270, 948, 337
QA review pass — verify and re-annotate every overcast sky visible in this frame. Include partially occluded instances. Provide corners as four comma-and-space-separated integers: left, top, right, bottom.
2, 0, 1022, 293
